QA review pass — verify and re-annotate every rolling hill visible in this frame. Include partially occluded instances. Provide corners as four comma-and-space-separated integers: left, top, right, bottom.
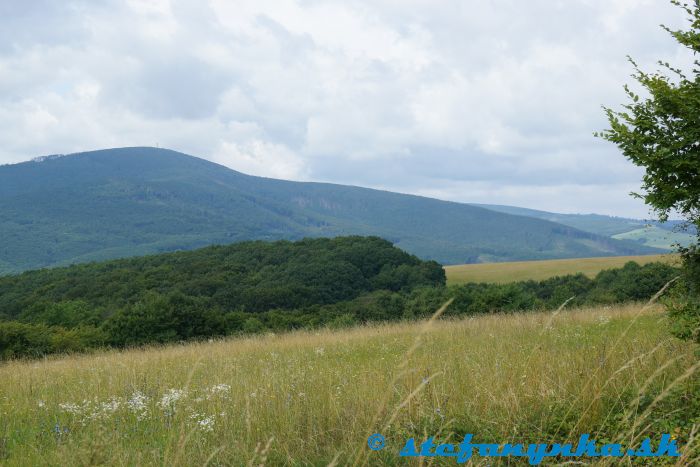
473, 203, 696, 248
0, 147, 663, 274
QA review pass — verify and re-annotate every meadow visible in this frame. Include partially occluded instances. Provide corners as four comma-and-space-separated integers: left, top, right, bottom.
0, 301, 698, 465
444, 254, 678, 285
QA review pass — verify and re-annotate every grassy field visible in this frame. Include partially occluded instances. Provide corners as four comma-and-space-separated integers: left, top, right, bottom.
0, 302, 698, 465
444, 254, 679, 285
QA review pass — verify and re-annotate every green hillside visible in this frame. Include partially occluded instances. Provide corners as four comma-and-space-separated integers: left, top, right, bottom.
0, 147, 663, 274
474, 203, 696, 247
611, 225, 695, 249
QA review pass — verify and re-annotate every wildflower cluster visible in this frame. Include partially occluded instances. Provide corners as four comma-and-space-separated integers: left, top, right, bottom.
56, 384, 231, 432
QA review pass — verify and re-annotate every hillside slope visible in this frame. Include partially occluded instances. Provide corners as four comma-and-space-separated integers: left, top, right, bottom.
1, 304, 696, 465
473, 203, 696, 248
0, 147, 662, 273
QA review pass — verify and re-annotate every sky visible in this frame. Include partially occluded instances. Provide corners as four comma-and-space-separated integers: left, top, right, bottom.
0, 0, 692, 218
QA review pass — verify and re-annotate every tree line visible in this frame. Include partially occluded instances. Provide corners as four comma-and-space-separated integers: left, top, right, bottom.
0, 236, 679, 359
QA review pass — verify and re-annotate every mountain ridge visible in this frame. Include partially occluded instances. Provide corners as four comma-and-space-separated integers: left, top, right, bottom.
0, 146, 663, 274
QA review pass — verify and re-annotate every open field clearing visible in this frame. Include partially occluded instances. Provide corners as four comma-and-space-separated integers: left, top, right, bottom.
0, 302, 698, 465
444, 254, 679, 285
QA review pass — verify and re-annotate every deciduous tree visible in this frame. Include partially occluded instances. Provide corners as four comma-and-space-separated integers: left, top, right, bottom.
599, 0, 700, 341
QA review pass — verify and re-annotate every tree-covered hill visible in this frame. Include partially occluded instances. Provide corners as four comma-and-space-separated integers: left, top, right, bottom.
0, 147, 663, 274
0, 236, 444, 321
0, 236, 679, 359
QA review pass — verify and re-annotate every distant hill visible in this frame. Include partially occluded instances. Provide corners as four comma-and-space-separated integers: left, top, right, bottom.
0, 147, 663, 274
473, 204, 696, 249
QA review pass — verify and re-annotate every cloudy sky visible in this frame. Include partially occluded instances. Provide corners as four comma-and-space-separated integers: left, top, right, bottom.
0, 0, 691, 217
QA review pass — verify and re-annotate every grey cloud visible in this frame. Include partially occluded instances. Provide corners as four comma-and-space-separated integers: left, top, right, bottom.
0, 1, 87, 52
98, 55, 234, 119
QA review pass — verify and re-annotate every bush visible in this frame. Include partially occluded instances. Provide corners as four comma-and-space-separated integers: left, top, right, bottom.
102, 292, 225, 346
0, 321, 106, 359
242, 317, 264, 334
328, 313, 357, 329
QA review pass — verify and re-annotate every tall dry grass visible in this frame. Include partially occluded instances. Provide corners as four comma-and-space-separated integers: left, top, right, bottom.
0, 302, 697, 465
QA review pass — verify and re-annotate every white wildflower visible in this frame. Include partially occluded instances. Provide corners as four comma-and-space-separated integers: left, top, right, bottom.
189, 412, 215, 432
58, 402, 83, 415
127, 391, 148, 411
100, 397, 121, 415
127, 391, 149, 420
207, 384, 231, 398
160, 388, 186, 406
159, 388, 187, 414
197, 416, 215, 432
211, 383, 230, 393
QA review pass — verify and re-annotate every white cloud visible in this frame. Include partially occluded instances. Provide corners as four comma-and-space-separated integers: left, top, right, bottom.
0, 0, 692, 217
213, 139, 306, 180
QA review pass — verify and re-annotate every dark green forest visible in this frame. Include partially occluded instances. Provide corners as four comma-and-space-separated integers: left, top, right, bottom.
0, 236, 679, 360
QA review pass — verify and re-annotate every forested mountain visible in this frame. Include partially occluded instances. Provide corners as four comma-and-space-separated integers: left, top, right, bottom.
0, 147, 663, 274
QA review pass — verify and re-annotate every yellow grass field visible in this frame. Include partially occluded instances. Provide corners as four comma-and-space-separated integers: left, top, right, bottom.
444, 254, 679, 285
0, 302, 697, 465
